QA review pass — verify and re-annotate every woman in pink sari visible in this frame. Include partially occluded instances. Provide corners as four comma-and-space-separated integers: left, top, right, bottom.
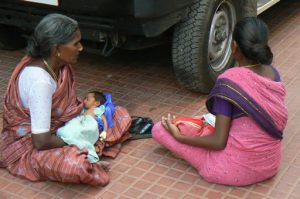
0, 14, 131, 186
152, 17, 288, 186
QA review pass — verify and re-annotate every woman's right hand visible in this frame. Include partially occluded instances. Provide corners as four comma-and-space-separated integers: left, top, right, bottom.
161, 113, 182, 140
32, 131, 66, 150
162, 114, 231, 150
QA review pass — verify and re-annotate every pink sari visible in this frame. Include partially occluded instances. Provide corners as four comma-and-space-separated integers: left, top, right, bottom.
152, 67, 288, 186
0, 56, 131, 186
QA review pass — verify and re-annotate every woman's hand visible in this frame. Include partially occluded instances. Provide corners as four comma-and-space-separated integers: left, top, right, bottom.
162, 114, 231, 150
32, 131, 66, 150
161, 113, 182, 140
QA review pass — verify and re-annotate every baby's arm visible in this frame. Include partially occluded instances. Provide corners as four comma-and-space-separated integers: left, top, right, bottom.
99, 115, 108, 141
102, 115, 108, 132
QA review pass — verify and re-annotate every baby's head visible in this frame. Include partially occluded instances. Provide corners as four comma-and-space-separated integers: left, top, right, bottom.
84, 91, 106, 109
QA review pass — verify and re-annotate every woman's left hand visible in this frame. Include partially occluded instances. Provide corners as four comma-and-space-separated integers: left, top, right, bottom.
161, 113, 181, 140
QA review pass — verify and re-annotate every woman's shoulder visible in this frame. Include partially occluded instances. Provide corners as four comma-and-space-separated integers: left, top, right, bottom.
22, 66, 49, 76
220, 66, 282, 83
218, 67, 248, 80
20, 66, 56, 84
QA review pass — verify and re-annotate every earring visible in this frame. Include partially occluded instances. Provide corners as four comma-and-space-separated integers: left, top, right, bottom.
57, 52, 61, 57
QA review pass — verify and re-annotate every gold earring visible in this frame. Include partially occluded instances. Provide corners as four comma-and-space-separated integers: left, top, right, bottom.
57, 52, 61, 57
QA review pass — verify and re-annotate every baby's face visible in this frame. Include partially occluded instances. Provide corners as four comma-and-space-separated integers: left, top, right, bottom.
84, 93, 98, 109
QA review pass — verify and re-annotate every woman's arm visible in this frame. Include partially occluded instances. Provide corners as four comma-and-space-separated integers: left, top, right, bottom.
32, 132, 66, 150
163, 114, 231, 150
27, 78, 67, 150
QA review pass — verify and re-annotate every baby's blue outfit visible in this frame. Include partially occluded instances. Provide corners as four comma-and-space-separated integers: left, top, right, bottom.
57, 106, 105, 163
95, 93, 115, 130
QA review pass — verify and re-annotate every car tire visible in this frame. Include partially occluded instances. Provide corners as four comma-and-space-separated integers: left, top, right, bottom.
0, 25, 26, 50
172, 0, 242, 93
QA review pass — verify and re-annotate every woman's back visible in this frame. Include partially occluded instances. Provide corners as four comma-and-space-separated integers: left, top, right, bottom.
200, 116, 281, 186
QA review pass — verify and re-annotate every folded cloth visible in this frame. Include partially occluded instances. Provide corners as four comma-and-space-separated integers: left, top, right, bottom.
173, 114, 215, 137
202, 113, 216, 127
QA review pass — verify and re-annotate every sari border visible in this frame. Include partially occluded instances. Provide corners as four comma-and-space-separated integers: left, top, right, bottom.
206, 78, 283, 139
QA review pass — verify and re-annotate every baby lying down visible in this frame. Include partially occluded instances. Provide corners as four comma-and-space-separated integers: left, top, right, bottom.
57, 91, 115, 163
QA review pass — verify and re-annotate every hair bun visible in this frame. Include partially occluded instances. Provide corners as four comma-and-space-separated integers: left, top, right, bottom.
31, 37, 39, 47
26, 36, 41, 57
233, 17, 273, 65
250, 43, 273, 65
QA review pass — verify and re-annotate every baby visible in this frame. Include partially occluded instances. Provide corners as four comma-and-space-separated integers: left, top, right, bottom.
83, 91, 109, 140
57, 91, 114, 163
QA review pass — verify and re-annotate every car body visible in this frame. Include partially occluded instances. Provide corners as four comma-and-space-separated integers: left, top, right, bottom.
0, 0, 280, 92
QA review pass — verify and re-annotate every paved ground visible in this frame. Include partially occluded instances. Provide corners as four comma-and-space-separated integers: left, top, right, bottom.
0, 0, 300, 198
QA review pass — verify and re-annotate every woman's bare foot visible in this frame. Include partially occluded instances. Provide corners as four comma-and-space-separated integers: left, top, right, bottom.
96, 161, 111, 171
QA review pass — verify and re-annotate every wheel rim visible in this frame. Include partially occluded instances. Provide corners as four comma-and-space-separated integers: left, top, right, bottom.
208, 1, 236, 72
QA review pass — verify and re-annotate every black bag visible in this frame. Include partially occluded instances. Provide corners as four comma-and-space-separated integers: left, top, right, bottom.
129, 116, 153, 139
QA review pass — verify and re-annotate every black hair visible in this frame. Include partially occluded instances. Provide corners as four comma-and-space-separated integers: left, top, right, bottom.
26, 13, 78, 59
233, 17, 273, 65
89, 91, 106, 105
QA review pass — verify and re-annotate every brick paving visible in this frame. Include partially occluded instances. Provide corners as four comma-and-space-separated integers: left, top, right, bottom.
0, 0, 300, 198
